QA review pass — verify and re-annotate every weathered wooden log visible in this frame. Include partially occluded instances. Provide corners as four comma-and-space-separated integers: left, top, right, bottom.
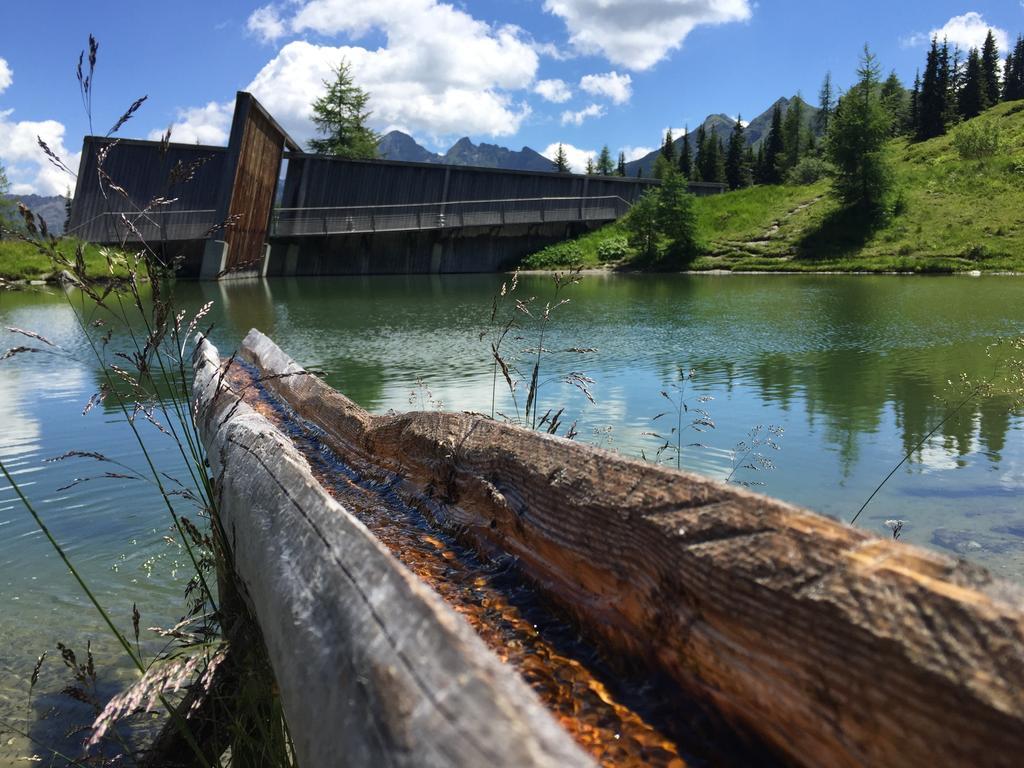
190, 337, 593, 768
240, 327, 1024, 768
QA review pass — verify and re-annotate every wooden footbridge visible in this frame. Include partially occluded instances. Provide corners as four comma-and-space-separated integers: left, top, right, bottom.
180, 329, 1024, 768
67, 93, 724, 279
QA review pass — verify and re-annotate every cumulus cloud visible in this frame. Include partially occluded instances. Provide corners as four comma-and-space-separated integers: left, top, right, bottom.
534, 78, 572, 103
561, 103, 605, 126
544, 0, 752, 70
148, 101, 233, 145
542, 142, 594, 172
620, 145, 655, 162
0, 109, 81, 195
0, 58, 12, 94
579, 71, 632, 104
179, 1, 534, 144
903, 12, 1009, 52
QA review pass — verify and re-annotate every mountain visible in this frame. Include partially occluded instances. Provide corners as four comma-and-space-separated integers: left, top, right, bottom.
3, 194, 69, 235
624, 96, 822, 177
377, 131, 553, 172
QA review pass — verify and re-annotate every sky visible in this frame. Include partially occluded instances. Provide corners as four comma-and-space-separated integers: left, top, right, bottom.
0, 1, 1021, 195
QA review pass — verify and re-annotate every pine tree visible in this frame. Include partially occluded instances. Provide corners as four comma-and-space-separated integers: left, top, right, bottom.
713, 135, 727, 183
725, 117, 748, 190
817, 72, 835, 134
827, 45, 893, 211
880, 71, 908, 135
1005, 36, 1024, 102
744, 145, 757, 183
63, 187, 73, 233
782, 97, 804, 171
981, 30, 1001, 107
754, 143, 766, 184
616, 151, 627, 176
693, 124, 707, 182
308, 60, 380, 158
762, 103, 786, 184
661, 129, 677, 164
958, 48, 987, 119
678, 129, 692, 179
918, 37, 947, 139
596, 145, 615, 175
585, 157, 596, 175
910, 70, 921, 135
939, 39, 957, 127
552, 143, 571, 173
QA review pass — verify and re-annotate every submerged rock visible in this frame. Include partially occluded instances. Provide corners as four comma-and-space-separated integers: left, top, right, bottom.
931, 527, 1021, 555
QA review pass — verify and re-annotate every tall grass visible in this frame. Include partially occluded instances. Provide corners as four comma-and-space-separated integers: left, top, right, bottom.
0, 36, 293, 766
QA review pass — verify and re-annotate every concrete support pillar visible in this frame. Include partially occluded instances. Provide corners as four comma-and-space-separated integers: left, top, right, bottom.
200, 239, 229, 281
283, 243, 300, 276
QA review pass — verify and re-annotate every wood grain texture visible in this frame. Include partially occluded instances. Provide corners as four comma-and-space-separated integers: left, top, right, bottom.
191, 337, 593, 768
240, 327, 1024, 768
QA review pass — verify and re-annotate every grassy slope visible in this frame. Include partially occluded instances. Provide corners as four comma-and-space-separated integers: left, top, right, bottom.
0, 238, 129, 281
527, 100, 1024, 273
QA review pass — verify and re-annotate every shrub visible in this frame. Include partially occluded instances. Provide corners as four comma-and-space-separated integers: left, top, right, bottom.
786, 156, 831, 185
952, 122, 1001, 160
596, 236, 630, 262
523, 240, 584, 269
624, 191, 659, 261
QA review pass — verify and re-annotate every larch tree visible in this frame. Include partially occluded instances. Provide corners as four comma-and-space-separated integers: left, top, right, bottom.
826, 45, 893, 212
308, 59, 380, 159
880, 71, 909, 135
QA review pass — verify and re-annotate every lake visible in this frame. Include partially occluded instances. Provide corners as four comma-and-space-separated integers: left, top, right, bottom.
2, 272, 1023, 760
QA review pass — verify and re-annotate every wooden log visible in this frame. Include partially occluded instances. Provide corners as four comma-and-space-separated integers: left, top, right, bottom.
190, 337, 593, 768
240, 327, 1024, 768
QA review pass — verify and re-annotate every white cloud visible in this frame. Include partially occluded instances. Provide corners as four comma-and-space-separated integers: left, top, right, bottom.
579, 71, 632, 104
620, 145, 655, 161
201, 1, 539, 143
543, 0, 753, 70
542, 142, 594, 172
0, 58, 12, 94
148, 101, 233, 145
560, 103, 605, 126
0, 108, 81, 196
904, 13, 1009, 52
248, 5, 287, 41
534, 78, 572, 103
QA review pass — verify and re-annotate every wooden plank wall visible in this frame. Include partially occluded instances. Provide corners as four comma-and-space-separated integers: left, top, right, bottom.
281, 156, 662, 210
68, 138, 227, 243
223, 106, 287, 271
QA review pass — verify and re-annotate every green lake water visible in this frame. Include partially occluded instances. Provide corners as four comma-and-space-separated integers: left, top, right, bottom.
1, 272, 1023, 762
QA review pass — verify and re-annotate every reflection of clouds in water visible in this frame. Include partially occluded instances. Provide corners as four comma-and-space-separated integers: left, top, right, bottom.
0, 373, 41, 459
917, 412, 980, 474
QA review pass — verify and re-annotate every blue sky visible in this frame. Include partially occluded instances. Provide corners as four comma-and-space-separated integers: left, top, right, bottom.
1, 1, 1021, 193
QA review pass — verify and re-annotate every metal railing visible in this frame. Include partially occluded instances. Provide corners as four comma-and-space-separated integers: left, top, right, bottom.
270, 196, 632, 237
69, 209, 219, 243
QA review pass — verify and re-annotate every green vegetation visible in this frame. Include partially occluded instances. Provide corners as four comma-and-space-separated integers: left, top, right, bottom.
308, 58, 380, 158
522, 100, 1024, 273
0, 238, 131, 282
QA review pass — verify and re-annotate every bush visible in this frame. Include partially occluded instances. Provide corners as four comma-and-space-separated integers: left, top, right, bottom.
786, 156, 831, 185
952, 122, 1001, 160
596, 236, 630, 262
624, 191, 659, 261
522, 240, 584, 269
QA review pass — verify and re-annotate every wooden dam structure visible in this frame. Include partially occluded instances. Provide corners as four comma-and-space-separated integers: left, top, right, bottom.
184, 328, 1024, 768
68, 93, 723, 280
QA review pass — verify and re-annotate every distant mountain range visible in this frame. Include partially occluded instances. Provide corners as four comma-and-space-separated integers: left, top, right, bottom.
378, 132, 553, 172
2, 194, 69, 235
377, 95, 821, 178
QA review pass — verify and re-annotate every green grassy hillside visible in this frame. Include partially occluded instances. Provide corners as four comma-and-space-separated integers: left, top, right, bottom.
525, 100, 1024, 273
0, 238, 128, 282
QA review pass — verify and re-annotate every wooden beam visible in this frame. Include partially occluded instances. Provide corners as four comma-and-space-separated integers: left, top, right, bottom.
190, 338, 593, 768
239, 327, 1024, 768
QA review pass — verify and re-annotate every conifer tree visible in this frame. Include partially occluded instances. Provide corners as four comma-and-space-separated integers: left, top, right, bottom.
762, 103, 786, 184
981, 30, 1001, 107
754, 143, 766, 184
661, 129, 677, 164
744, 145, 757, 182
958, 48, 987, 119
880, 71, 908, 134
596, 145, 615, 175
725, 117, 748, 190
713, 135, 727, 183
910, 70, 921, 135
1005, 36, 1024, 102
552, 143, 571, 173
616, 151, 627, 176
308, 60, 380, 158
827, 45, 893, 211
817, 72, 835, 134
678, 129, 692, 179
585, 157, 596, 175
939, 39, 957, 127
782, 97, 804, 171
693, 124, 707, 182
918, 37, 947, 139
